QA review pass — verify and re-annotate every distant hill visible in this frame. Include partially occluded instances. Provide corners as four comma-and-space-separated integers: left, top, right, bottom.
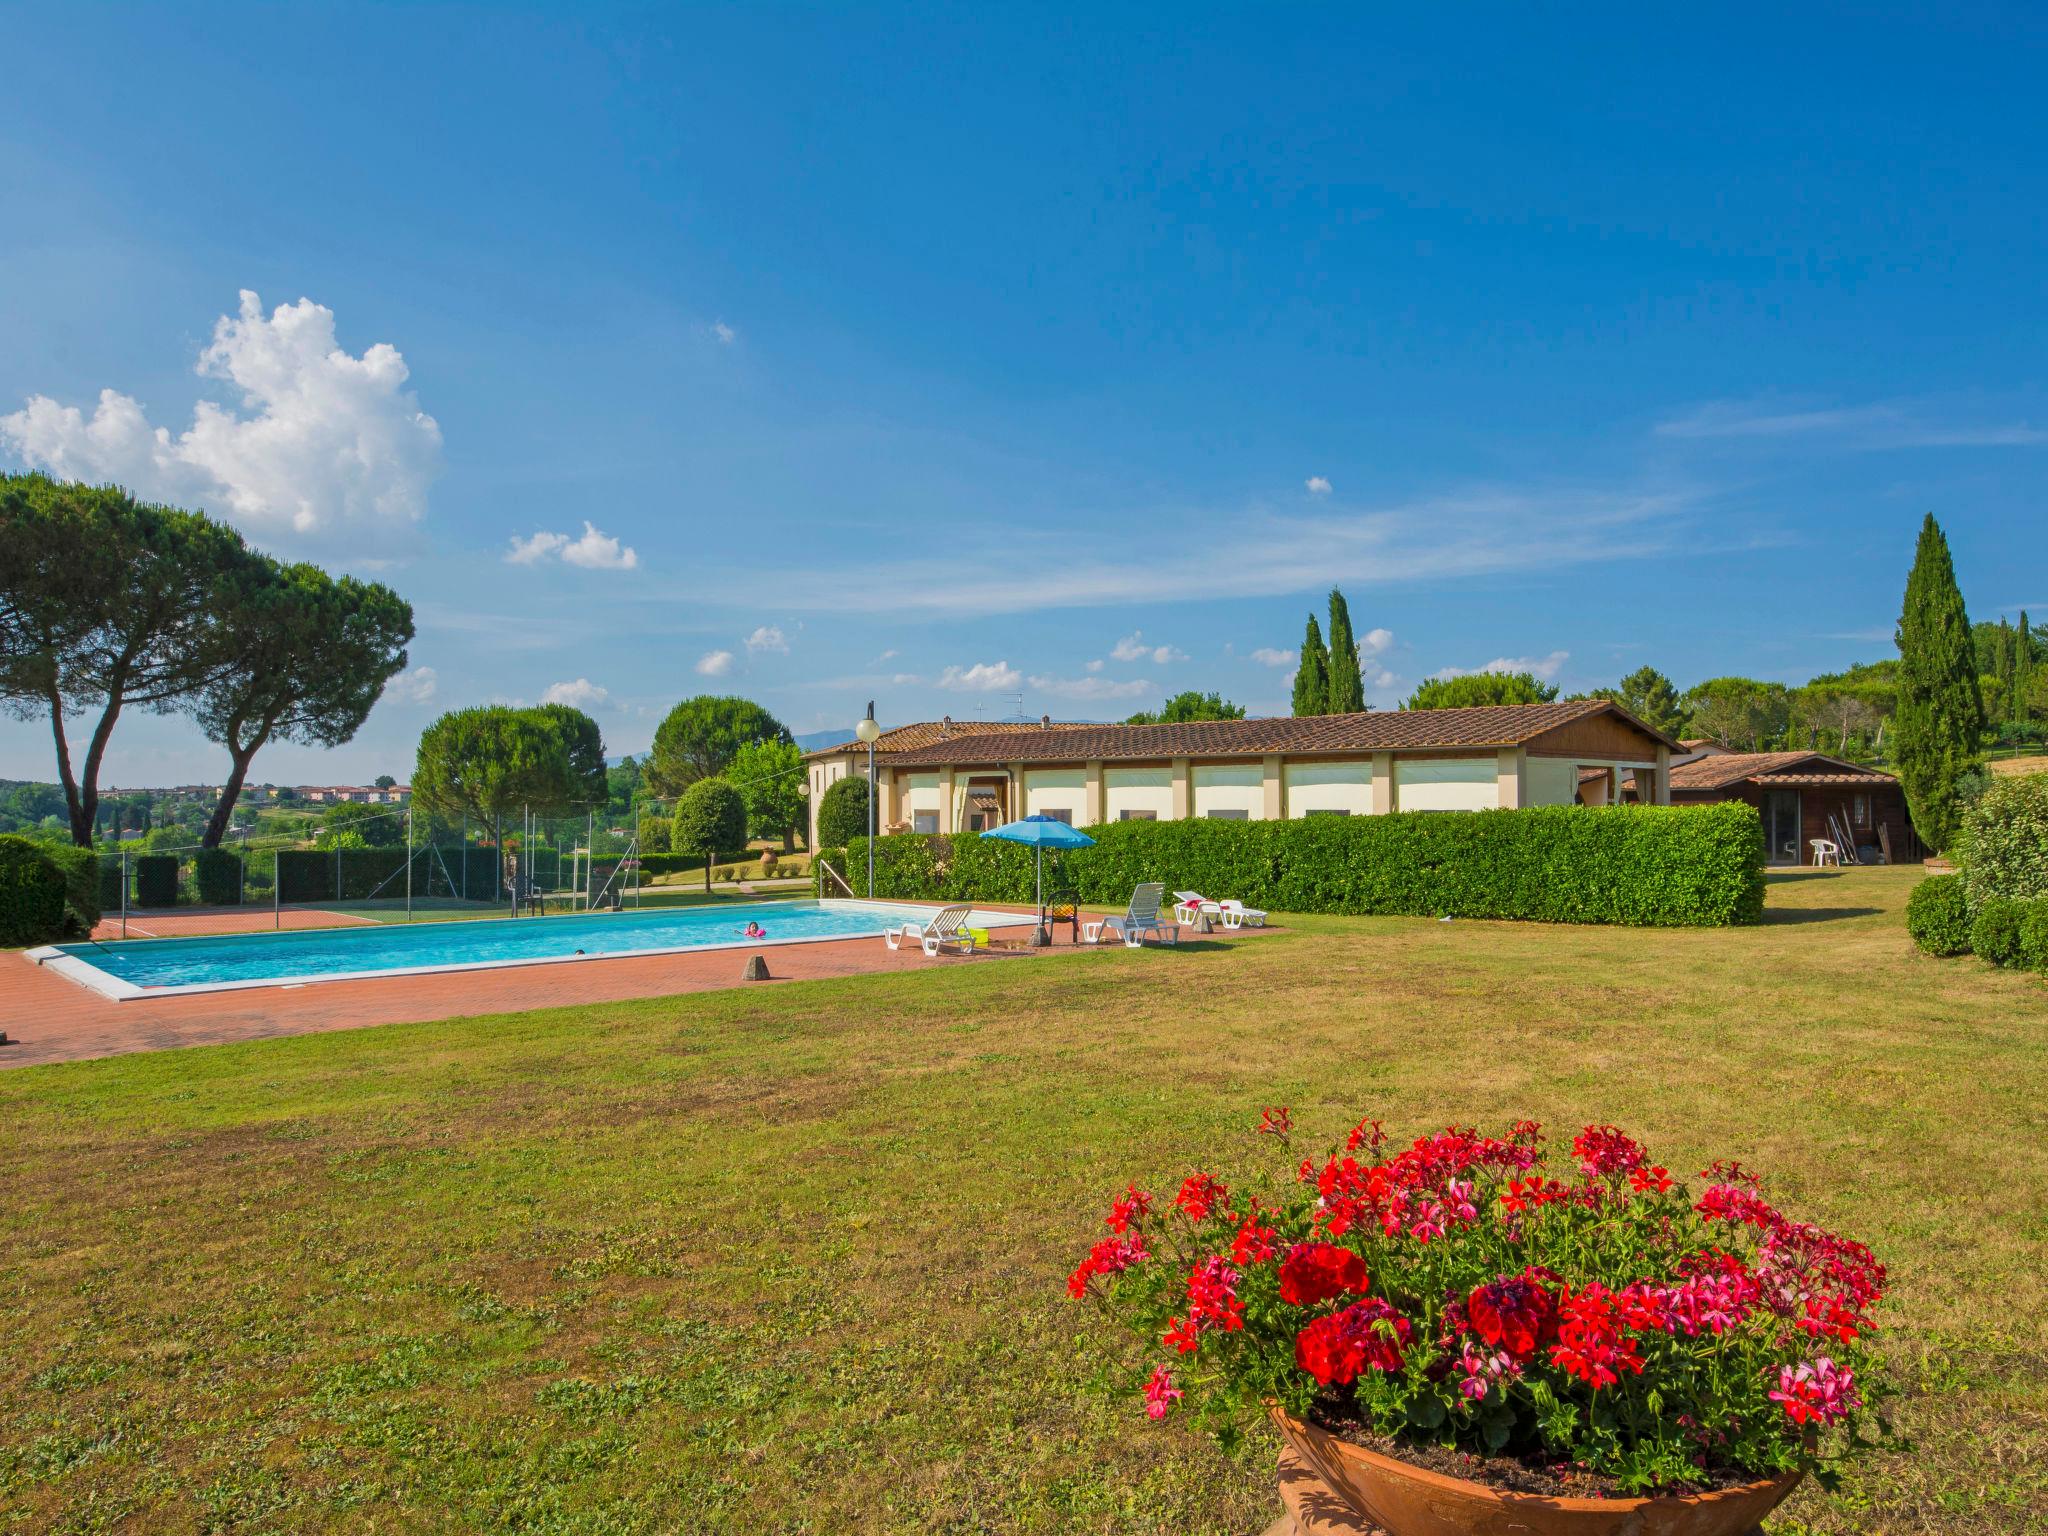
793, 727, 857, 752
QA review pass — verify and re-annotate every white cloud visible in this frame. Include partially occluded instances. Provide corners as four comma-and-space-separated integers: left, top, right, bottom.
1027, 674, 1153, 701
1250, 647, 1297, 668
875, 648, 899, 662
772, 488, 1687, 618
1657, 398, 2047, 448
541, 678, 609, 709
695, 649, 735, 677
1084, 658, 1105, 673
1434, 650, 1571, 682
712, 321, 737, 345
505, 520, 638, 570
385, 666, 438, 704
746, 624, 789, 654
1305, 475, 1333, 495
936, 661, 1023, 692
0, 290, 442, 538
1360, 627, 1395, 656
1109, 630, 1185, 665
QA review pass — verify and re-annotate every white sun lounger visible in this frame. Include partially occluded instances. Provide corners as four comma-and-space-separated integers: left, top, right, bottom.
1087, 883, 1180, 948
1217, 899, 1267, 929
884, 903, 978, 957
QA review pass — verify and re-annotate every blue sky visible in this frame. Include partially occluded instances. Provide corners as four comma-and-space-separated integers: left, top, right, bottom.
4, 3, 2046, 784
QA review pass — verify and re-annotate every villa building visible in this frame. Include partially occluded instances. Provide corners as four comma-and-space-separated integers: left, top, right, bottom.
804, 701, 1679, 849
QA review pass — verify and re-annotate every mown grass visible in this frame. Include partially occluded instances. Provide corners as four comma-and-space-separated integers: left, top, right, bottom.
3, 867, 2044, 1534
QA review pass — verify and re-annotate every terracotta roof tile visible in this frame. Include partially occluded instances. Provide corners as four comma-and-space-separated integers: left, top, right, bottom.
805, 718, 1085, 759
1669, 751, 1897, 792
858, 701, 1672, 768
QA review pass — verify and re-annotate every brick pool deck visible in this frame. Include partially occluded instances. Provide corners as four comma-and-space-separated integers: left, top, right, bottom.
3, 905, 1264, 1071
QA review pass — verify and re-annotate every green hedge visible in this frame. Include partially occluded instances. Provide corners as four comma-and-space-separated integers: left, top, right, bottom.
97, 856, 124, 911
132, 854, 180, 907
0, 835, 68, 947
275, 846, 502, 903
2020, 903, 2048, 973
37, 842, 101, 936
1907, 875, 1972, 956
841, 804, 1766, 927
193, 848, 244, 906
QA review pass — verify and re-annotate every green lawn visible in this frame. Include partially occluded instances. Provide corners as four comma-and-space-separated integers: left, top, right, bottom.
3, 868, 2044, 1534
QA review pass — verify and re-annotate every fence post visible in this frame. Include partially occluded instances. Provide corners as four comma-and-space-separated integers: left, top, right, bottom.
120, 849, 129, 939
405, 807, 413, 924
275, 850, 281, 930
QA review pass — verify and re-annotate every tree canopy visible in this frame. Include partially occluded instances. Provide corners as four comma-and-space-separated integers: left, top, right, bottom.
647, 696, 789, 796
816, 775, 871, 847
411, 706, 580, 847
1325, 588, 1365, 714
1604, 666, 1687, 737
1124, 691, 1247, 725
1679, 677, 1791, 750
1404, 671, 1559, 710
1, 473, 255, 844
318, 800, 404, 848
671, 777, 748, 890
1291, 614, 1329, 717
531, 702, 608, 807
728, 737, 807, 850
195, 562, 413, 846
1894, 514, 1983, 851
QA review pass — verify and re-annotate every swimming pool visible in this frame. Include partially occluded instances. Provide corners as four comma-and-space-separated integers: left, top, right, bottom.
31, 900, 1039, 1000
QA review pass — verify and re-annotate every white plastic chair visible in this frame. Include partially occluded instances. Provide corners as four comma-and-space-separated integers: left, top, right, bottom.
1809, 839, 1842, 867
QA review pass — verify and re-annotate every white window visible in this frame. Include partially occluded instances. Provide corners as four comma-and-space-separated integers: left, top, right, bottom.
1207, 808, 1249, 821
913, 812, 939, 834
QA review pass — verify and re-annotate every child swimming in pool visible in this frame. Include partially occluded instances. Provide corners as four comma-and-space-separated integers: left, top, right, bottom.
741, 921, 766, 938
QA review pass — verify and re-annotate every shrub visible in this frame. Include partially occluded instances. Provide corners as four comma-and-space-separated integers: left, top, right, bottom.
638, 816, 672, 854
0, 834, 68, 947
36, 841, 102, 936
1907, 874, 1972, 956
1957, 773, 2048, 906
816, 776, 872, 849
844, 804, 1766, 928
132, 854, 181, 907
98, 855, 124, 911
2018, 901, 2048, 973
1068, 1115, 1886, 1495
192, 848, 244, 906
1969, 897, 2026, 966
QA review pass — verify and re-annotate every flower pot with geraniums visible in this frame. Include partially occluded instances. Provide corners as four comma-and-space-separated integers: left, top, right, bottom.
1067, 1113, 1888, 1536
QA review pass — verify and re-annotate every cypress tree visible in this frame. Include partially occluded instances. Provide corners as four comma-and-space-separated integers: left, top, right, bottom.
1292, 614, 1330, 716
1325, 587, 1365, 714
1893, 514, 1984, 852
2018, 611, 2035, 722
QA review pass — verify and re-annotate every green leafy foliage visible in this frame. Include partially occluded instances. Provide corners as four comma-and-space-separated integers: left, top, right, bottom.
1325, 588, 1365, 714
848, 804, 1765, 927
816, 776, 872, 849
32, 840, 101, 936
1124, 691, 1247, 725
1956, 772, 2048, 906
530, 703, 608, 805
2017, 901, 2048, 973
274, 847, 500, 903
1405, 672, 1560, 710
192, 848, 244, 906
1292, 615, 1329, 716
132, 855, 180, 908
412, 706, 581, 846
1678, 677, 1790, 749
319, 801, 404, 848
672, 778, 748, 890
1968, 897, 2027, 967
1894, 515, 1985, 852
728, 738, 807, 849
1906, 875, 1972, 956
646, 697, 788, 796
0, 834, 68, 946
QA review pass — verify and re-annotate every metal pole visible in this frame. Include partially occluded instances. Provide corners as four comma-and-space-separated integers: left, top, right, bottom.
586, 806, 594, 911
462, 813, 469, 903
121, 850, 129, 939
405, 807, 413, 923
867, 737, 876, 899
274, 850, 281, 930
238, 827, 247, 906
634, 802, 642, 909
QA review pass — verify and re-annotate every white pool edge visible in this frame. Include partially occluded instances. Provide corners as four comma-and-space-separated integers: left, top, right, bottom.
29, 901, 1042, 1002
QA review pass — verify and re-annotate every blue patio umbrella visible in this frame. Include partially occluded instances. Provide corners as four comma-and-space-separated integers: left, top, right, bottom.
979, 814, 1096, 913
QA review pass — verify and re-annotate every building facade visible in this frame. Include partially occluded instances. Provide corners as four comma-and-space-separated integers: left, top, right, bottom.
804, 702, 1678, 849
1667, 750, 1922, 865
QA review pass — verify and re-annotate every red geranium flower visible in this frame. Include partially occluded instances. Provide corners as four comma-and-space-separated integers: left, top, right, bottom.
1278, 1242, 1370, 1307
1466, 1272, 1559, 1361
1295, 1298, 1412, 1386
1105, 1183, 1153, 1232
1547, 1283, 1644, 1390
1175, 1173, 1230, 1222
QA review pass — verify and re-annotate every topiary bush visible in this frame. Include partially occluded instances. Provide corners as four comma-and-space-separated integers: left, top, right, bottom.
2018, 901, 2048, 974
843, 803, 1766, 927
36, 841, 102, 936
1969, 896, 2027, 966
1958, 772, 2048, 906
132, 854, 181, 907
193, 848, 244, 906
0, 834, 69, 947
1907, 874, 1972, 956
816, 775, 872, 849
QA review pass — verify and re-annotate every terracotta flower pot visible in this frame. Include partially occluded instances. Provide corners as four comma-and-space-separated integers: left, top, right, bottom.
1270, 1407, 1801, 1536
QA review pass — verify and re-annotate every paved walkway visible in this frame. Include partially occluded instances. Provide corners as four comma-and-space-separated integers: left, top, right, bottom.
4, 908, 1267, 1071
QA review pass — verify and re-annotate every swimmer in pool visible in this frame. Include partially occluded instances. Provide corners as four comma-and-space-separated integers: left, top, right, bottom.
742, 921, 766, 938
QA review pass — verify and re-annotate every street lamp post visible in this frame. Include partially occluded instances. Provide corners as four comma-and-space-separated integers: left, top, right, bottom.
855, 702, 882, 899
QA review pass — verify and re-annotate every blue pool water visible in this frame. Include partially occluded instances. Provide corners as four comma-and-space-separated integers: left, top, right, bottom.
50, 899, 1013, 996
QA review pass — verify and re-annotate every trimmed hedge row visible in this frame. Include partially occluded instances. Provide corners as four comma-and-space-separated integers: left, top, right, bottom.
38, 842, 102, 936
1913, 872, 2048, 971
193, 848, 243, 906
133, 855, 180, 907
0, 834, 68, 947
834, 803, 1766, 927
276, 846, 503, 903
